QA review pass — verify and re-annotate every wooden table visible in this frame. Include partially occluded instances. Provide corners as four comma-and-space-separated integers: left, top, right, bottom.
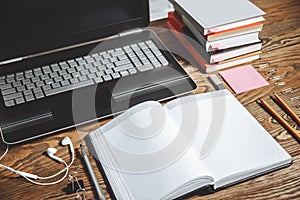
0, 0, 299, 199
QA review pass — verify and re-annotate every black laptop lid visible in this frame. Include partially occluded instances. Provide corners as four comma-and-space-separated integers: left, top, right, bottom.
0, 0, 149, 62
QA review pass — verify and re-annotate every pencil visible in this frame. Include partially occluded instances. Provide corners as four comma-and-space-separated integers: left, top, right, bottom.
258, 99, 300, 142
80, 144, 106, 200
273, 93, 300, 126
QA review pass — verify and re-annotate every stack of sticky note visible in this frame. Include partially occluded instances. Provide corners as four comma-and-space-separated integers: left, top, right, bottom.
169, 0, 265, 73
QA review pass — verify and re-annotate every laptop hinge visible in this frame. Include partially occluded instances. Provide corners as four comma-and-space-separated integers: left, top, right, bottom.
119, 28, 143, 37
0, 57, 26, 66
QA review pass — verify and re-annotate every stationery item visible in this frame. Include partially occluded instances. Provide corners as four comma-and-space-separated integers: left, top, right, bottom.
258, 99, 300, 142
181, 14, 261, 52
208, 74, 226, 90
86, 89, 291, 200
80, 144, 106, 200
170, 0, 265, 35
255, 63, 270, 69
275, 82, 286, 86
219, 65, 269, 94
273, 93, 300, 125
65, 171, 86, 196
167, 12, 261, 73
290, 96, 300, 101
269, 76, 283, 81
282, 88, 294, 94
266, 69, 277, 75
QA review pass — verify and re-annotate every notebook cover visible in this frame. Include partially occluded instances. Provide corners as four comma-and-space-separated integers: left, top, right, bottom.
172, 0, 265, 29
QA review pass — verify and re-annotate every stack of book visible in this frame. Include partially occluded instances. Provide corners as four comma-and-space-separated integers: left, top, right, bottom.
168, 0, 265, 73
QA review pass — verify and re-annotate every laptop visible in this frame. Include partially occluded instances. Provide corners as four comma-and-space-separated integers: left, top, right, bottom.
0, 0, 197, 144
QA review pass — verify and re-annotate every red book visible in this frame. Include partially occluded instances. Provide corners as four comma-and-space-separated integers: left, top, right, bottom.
167, 12, 260, 73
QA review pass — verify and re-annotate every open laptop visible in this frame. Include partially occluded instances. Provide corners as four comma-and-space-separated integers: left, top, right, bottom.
0, 0, 197, 144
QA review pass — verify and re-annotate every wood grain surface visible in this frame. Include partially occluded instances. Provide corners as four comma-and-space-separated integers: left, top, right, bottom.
0, 0, 299, 199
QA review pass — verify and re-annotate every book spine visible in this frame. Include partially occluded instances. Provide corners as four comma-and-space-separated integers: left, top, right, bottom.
167, 20, 209, 72
181, 15, 208, 51
169, 0, 206, 35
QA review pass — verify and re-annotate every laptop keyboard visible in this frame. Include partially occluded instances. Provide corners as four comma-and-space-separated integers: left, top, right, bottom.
0, 40, 169, 107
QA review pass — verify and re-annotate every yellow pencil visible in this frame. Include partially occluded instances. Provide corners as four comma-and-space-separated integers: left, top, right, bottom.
273, 93, 300, 126
258, 99, 300, 142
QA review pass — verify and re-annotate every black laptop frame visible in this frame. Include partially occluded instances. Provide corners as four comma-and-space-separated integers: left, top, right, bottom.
0, 1, 197, 144
0, 0, 149, 62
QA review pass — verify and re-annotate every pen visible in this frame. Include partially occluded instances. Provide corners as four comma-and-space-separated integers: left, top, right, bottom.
258, 99, 300, 142
80, 144, 106, 200
273, 93, 300, 126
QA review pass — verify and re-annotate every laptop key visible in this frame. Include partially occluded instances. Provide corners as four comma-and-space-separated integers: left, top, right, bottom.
0, 79, 6, 85
2, 88, 16, 95
3, 92, 22, 101
114, 63, 134, 72
22, 79, 32, 85
36, 81, 45, 87
25, 95, 35, 102
1, 83, 12, 90
12, 81, 21, 87
25, 73, 34, 79
79, 75, 88, 82
88, 73, 96, 79
103, 75, 112, 81
45, 80, 94, 96
16, 85, 26, 92
105, 69, 114, 75
96, 71, 105, 77
120, 70, 129, 77
153, 62, 162, 68
112, 72, 121, 79
70, 77, 79, 84
61, 80, 70, 86
128, 68, 137, 74
157, 56, 169, 66
136, 64, 154, 72
15, 97, 25, 104
23, 90, 33, 96
6, 77, 15, 83
51, 82, 61, 89
33, 87, 43, 94
41, 74, 50, 80
4, 100, 15, 107
26, 83, 35, 90
94, 77, 103, 83
35, 92, 44, 99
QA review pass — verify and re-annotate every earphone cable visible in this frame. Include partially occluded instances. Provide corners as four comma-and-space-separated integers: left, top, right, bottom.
37, 150, 75, 180
20, 159, 69, 186
0, 144, 9, 161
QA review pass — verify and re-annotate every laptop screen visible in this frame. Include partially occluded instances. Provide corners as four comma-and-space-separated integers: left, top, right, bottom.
0, 0, 149, 62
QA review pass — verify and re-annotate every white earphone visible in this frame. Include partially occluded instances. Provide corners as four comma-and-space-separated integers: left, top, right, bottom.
0, 136, 75, 186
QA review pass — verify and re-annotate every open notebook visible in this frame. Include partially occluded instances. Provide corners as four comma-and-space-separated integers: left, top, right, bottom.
86, 89, 292, 200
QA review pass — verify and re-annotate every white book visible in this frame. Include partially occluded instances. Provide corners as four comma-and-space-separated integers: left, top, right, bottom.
86, 89, 292, 200
182, 15, 261, 52
193, 41, 262, 64
170, 0, 265, 35
205, 53, 260, 73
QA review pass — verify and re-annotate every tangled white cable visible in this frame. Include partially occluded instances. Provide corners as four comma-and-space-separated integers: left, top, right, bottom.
0, 136, 74, 186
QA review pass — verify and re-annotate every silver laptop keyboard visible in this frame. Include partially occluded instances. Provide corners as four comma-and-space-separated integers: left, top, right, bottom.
0, 40, 169, 107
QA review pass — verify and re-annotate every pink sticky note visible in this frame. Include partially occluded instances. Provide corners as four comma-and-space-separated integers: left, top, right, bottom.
219, 65, 269, 94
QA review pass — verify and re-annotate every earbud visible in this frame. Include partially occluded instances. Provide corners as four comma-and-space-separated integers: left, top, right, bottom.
47, 147, 63, 163
0, 137, 74, 186
61, 137, 74, 154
